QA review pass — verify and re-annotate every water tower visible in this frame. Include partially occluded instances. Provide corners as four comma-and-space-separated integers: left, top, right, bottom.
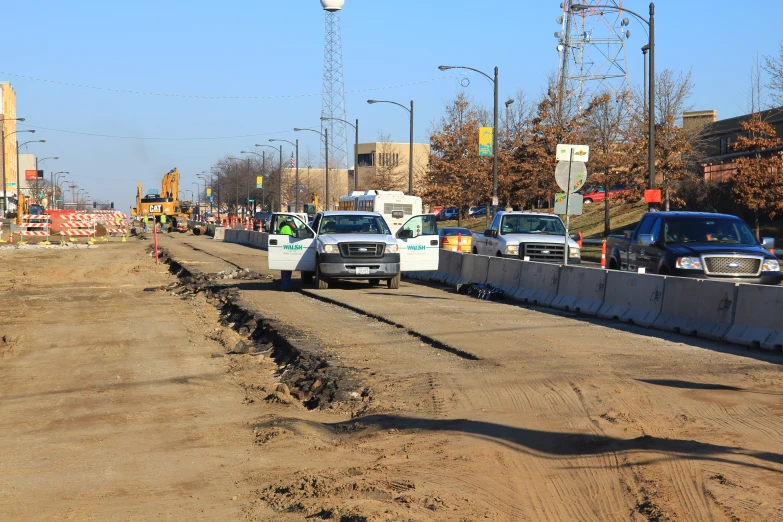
320, 0, 349, 175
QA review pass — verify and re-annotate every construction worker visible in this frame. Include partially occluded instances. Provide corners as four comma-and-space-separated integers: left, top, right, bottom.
142, 215, 149, 232
279, 219, 295, 236
159, 214, 168, 232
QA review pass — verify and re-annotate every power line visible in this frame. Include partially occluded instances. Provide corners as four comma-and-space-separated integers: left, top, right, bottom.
17, 124, 295, 141
0, 71, 454, 99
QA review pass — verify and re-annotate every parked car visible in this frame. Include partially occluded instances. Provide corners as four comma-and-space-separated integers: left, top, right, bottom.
253, 211, 272, 231
472, 211, 580, 263
438, 227, 472, 253
437, 207, 459, 221
203, 212, 217, 224
469, 206, 486, 216
606, 211, 780, 284
582, 185, 631, 204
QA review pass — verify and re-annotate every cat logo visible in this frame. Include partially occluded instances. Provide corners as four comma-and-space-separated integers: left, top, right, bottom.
150, 205, 162, 212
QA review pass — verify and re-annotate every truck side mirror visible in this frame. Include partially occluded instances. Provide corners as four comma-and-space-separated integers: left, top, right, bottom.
624, 230, 634, 239
761, 237, 775, 250
484, 229, 496, 238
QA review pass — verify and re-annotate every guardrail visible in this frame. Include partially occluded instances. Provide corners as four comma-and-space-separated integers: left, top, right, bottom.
406, 250, 783, 352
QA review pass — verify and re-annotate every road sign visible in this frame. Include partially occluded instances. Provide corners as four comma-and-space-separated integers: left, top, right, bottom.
556, 143, 589, 162
479, 127, 493, 157
555, 161, 587, 193
56, 199, 63, 202
248, 199, 255, 203
554, 193, 584, 215
209, 196, 214, 203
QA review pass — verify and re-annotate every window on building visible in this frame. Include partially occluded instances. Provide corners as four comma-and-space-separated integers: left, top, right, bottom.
358, 153, 374, 167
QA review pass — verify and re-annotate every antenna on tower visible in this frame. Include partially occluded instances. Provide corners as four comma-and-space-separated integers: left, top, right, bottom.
320, 0, 349, 176
555, 0, 631, 113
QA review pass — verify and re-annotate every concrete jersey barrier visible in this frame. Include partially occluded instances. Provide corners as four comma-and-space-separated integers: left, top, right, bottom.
598, 271, 665, 327
512, 261, 561, 306
458, 253, 490, 285
486, 257, 523, 295
653, 277, 737, 340
724, 284, 783, 351
551, 265, 608, 315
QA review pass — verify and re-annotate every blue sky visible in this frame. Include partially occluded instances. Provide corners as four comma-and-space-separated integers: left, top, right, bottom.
3, 0, 780, 211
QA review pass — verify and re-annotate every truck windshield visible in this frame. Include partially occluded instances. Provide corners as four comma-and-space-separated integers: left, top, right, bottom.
663, 217, 758, 245
501, 215, 565, 235
319, 215, 391, 235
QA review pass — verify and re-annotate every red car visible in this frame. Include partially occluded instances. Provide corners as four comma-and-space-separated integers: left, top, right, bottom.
582, 186, 630, 204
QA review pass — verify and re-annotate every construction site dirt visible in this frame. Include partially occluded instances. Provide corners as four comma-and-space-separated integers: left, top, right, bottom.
1, 235, 782, 521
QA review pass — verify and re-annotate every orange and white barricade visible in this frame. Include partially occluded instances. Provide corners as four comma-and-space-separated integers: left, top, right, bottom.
94, 213, 128, 242
60, 215, 96, 245
19, 215, 52, 245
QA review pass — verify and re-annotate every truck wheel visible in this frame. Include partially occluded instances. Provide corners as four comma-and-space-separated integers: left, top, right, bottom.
301, 271, 314, 285
387, 273, 400, 289
315, 263, 330, 289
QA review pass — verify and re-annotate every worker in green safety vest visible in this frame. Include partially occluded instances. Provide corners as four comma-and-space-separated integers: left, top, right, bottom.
159, 214, 168, 231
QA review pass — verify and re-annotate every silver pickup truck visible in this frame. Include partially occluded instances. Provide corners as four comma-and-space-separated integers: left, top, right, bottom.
267, 211, 440, 289
472, 211, 581, 263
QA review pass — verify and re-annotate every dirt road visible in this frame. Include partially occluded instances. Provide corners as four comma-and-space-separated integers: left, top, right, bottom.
2, 235, 782, 521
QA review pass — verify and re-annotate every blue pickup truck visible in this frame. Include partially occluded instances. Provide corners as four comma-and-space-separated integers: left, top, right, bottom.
606, 212, 780, 285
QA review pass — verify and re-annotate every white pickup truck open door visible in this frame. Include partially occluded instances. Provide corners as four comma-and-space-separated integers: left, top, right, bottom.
396, 214, 439, 272
267, 213, 317, 271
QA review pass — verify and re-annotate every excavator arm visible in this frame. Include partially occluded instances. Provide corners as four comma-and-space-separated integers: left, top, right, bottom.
160, 168, 179, 200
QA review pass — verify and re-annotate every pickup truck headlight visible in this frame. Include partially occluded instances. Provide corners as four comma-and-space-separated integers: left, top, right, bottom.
762, 259, 780, 272
676, 256, 703, 270
569, 248, 581, 258
321, 243, 338, 254
505, 245, 519, 256
385, 244, 399, 254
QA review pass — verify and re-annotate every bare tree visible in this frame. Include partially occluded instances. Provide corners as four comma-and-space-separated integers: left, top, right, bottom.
764, 41, 783, 106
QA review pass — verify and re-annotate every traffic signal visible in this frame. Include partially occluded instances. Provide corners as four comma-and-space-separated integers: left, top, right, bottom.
110, 202, 114, 209
93, 201, 97, 209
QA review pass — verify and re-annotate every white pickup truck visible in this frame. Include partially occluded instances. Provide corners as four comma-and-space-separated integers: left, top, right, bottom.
267, 211, 440, 289
472, 211, 581, 263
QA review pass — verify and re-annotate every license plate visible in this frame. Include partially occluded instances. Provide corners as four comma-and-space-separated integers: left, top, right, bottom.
356, 267, 370, 275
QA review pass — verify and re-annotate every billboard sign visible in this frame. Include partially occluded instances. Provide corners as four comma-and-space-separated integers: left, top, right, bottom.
25, 170, 38, 181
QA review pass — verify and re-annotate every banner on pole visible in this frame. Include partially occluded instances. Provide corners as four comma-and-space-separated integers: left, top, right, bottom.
479, 127, 493, 157
206, 188, 212, 196
256, 176, 263, 189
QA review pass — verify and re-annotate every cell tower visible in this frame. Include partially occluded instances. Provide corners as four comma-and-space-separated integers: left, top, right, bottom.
555, 0, 632, 111
320, 0, 349, 172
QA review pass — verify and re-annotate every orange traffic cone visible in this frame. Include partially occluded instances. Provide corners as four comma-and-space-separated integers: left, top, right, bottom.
600, 240, 607, 268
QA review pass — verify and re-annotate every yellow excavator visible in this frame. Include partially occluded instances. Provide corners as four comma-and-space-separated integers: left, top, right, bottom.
131, 168, 192, 231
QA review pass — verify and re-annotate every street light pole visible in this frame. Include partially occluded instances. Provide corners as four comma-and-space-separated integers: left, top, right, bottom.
572, 2, 655, 202
1, 117, 26, 216
269, 138, 299, 212
254, 144, 279, 210
321, 117, 358, 192
294, 128, 329, 210
15, 135, 44, 216
366, 100, 415, 195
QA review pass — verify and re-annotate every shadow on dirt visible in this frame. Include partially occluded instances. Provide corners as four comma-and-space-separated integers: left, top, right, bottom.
254, 413, 783, 473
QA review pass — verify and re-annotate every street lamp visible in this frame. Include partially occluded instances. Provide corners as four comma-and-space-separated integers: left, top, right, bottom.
1, 118, 26, 214
438, 64, 499, 217
269, 138, 299, 212
53, 171, 69, 210
294, 128, 330, 210
321, 116, 359, 192
192, 182, 201, 217
254, 144, 281, 211
16, 136, 45, 216
572, 2, 655, 202
199, 172, 213, 214
366, 100, 414, 195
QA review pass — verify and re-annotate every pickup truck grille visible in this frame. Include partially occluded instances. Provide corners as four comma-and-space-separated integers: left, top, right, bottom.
339, 242, 385, 258
520, 243, 565, 263
703, 256, 762, 276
